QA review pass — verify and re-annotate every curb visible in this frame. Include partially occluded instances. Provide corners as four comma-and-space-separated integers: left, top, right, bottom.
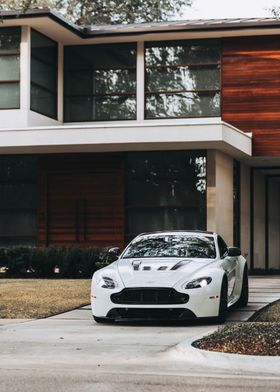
170, 331, 280, 376
248, 299, 280, 322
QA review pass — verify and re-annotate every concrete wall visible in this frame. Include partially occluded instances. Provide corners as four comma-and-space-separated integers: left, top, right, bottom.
240, 163, 251, 267
253, 171, 266, 269
268, 178, 280, 269
207, 150, 233, 245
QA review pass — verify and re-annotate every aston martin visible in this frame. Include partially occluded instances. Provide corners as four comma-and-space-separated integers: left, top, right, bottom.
91, 231, 248, 323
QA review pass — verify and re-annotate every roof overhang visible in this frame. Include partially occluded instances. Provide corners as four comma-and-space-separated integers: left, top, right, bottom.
0, 120, 252, 157
1, 10, 280, 44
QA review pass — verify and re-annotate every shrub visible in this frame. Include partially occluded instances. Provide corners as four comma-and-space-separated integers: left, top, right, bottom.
0, 246, 111, 278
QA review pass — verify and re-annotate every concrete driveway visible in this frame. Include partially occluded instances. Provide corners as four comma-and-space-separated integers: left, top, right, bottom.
0, 276, 279, 392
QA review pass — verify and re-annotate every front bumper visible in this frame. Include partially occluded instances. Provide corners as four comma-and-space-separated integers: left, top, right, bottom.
91, 285, 221, 320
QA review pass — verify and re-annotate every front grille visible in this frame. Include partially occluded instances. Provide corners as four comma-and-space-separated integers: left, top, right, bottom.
111, 288, 189, 305
106, 308, 196, 320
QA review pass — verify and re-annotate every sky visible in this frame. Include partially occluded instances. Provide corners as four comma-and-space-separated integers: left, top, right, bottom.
184, 0, 279, 19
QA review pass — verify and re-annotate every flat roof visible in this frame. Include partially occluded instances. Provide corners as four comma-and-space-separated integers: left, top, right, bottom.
1, 9, 280, 38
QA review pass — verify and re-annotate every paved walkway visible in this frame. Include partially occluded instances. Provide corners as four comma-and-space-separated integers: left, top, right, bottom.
227, 276, 280, 321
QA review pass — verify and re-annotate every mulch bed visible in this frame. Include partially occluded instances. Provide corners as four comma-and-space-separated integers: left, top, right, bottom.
193, 322, 280, 356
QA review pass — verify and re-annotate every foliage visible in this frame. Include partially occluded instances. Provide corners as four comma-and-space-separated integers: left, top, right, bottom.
0, 246, 110, 278
0, 0, 192, 25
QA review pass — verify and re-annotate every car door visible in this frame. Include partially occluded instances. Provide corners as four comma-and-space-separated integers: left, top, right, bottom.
218, 236, 237, 300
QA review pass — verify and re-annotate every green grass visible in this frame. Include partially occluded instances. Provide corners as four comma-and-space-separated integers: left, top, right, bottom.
0, 279, 91, 319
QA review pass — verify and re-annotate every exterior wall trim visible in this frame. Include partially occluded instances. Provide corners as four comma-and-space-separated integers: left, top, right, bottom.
0, 121, 252, 157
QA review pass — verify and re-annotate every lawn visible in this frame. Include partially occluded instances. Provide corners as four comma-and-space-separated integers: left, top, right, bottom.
193, 301, 280, 356
0, 279, 91, 319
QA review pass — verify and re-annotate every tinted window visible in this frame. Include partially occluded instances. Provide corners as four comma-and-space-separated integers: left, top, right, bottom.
122, 234, 216, 259
145, 40, 220, 119
125, 151, 206, 242
0, 156, 37, 246
0, 27, 20, 109
64, 43, 136, 122
218, 236, 228, 258
31, 29, 57, 119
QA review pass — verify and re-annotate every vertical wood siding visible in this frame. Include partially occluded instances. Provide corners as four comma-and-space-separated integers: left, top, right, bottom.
37, 153, 124, 248
222, 36, 280, 156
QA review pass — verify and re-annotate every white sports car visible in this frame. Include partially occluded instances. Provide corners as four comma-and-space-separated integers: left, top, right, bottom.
91, 231, 248, 323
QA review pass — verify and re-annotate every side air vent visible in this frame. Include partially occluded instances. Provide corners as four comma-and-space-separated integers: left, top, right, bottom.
143, 266, 151, 271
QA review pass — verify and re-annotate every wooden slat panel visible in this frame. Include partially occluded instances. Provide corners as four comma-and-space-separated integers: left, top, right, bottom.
222, 37, 280, 156
37, 153, 124, 249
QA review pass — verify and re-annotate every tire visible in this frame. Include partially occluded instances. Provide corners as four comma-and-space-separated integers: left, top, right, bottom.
236, 264, 249, 307
217, 277, 228, 323
93, 316, 113, 324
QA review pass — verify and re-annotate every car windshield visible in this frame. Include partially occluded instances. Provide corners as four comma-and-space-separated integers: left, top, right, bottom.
122, 234, 216, 259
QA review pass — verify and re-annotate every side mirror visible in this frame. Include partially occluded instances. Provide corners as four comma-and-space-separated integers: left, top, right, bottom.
227, 246, 241, 257
108, 247, 121, 261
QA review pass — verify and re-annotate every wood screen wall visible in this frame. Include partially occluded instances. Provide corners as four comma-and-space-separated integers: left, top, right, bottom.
222, 36, 280, 156
37, 153, 124, 248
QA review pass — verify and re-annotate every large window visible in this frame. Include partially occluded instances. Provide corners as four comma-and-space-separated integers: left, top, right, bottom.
64, 43, 136, 122
31, 29, 57, 119
145, 40, 220, 119
0, 27, 20, 109
125, 151, 206, 243
0, 156, 37, 245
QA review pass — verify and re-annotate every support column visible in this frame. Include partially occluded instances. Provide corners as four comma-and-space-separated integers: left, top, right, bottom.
136, 41, 145, 121
207, 150, 233, 245
20, 26, 31, 125
57, 42, 64, 123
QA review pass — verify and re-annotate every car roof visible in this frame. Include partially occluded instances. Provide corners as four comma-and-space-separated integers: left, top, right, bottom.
136, 230, 216, 238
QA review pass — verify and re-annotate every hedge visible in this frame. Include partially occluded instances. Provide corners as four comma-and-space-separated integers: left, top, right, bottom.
0, 246, 111, 278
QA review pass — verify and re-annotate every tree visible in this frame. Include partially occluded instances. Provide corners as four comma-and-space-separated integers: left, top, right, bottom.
0, 0, 192, 25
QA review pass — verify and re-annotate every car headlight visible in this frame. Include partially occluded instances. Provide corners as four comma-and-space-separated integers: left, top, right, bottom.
185, 277, 212, 289
97, 276, 118, 289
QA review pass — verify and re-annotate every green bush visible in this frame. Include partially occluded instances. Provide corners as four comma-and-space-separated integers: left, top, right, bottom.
0, 246, 111, 278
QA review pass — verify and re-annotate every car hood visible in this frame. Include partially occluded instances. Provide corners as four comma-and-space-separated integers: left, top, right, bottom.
116, 257, 214, 288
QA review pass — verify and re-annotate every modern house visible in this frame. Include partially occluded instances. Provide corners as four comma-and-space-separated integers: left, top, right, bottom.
0, 9, 280, 272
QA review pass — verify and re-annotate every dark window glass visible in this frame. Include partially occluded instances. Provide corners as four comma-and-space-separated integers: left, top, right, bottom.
218, 236, 228, 258
64, 43, 137, 121
31, 29, 57, 119
145, 40, 220, 119
0, 27, 20, 109
125, 151, 206, 242
122, 234, 216, 259
0, 156, 37, 246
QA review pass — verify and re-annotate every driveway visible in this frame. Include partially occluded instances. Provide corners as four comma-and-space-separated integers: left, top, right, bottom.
0, 276, 279, 392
